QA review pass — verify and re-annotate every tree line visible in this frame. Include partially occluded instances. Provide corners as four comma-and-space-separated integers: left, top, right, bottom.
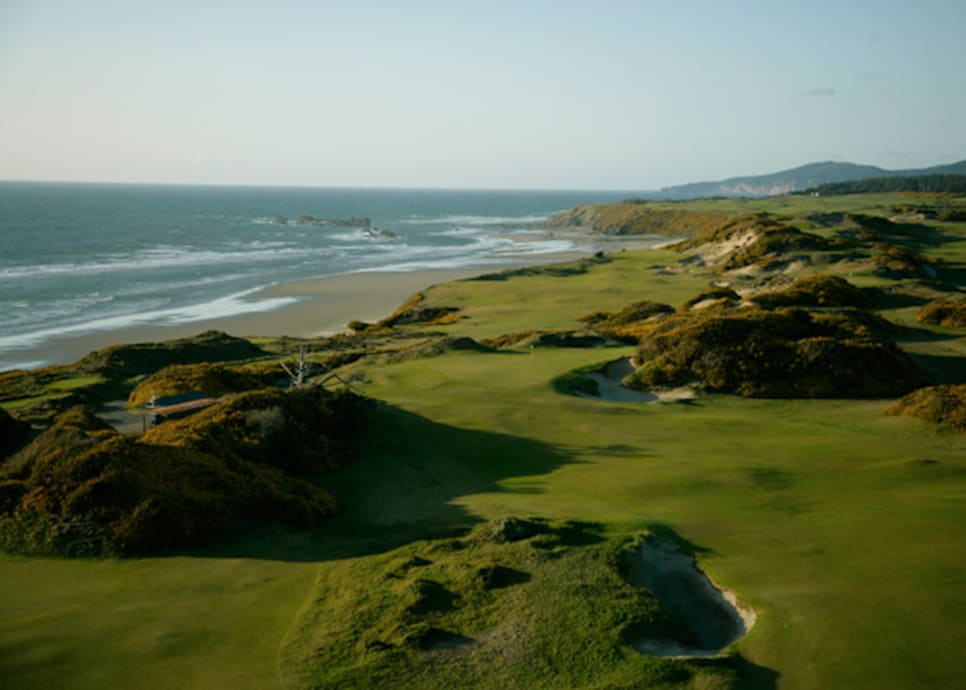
799, 174, 966, 196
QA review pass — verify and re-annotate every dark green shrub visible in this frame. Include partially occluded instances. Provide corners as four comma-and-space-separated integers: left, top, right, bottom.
0, 388, 362, 556
630, 307, 927, 398
752, 275, 870, 309
0, 408, 31, 459
887, 385, 966, 431
76, 330, 264, 378
917, 301, 966, 327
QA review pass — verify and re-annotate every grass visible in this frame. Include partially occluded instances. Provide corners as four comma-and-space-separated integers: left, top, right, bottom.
0, 552, 317, 690
0, 393, 71, 410
333, 347, 965, 689
4, 347, 963, 687
1, 192, 964, 689
419, 249, 709, 340
636, 192, 956, 217
44, 375, 107, 391
282, 519, 754, 689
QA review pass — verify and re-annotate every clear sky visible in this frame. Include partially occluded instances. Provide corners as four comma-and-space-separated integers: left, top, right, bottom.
1, 0, 964, 190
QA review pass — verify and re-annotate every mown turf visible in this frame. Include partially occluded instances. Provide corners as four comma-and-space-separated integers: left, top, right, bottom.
0, 552, 318, 690
419, 249, 710, 340
319, 346, 965, 689
1, 192, 963, 689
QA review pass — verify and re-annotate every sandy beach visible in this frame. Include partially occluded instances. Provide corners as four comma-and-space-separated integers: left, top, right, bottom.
6, 267, 495, 369
3, 231, 673, 371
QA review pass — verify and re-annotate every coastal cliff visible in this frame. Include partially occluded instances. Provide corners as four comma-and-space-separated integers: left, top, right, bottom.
545, 201, 733, 236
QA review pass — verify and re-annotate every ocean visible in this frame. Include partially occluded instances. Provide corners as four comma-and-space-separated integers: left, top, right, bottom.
0, 182, 634, 370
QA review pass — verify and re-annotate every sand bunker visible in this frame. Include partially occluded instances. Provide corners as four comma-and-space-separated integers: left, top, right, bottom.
575, 358, 695, 404
624, 535, 755, 658
579, 360, 657, 403
696, 228, 760, 265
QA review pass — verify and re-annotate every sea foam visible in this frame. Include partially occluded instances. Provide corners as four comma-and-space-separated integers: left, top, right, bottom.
0, 287, 298, 351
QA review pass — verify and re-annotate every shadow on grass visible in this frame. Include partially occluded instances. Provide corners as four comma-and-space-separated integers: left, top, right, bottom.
863, 287, 932, 309
183, 402, 581, 562
934, 263, 966, 291
891, 324, 966, 385
687, 655, 780, 690
889, 321, 965, 344
532, 519, 606, 549
837, 218, 964, 251
586, 443, 655, 458
730, 655, 781, 690
909, 353, 966, 385
644, 522, 712, 555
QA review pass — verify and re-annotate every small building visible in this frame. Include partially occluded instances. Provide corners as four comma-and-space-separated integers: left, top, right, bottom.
142, 391, 220, 430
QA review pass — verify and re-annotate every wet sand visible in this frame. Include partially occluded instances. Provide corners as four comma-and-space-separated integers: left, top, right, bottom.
5, 267, 492, 369
3, 232, 674, 371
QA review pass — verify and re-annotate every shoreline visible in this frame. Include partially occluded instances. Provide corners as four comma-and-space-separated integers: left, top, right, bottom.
1, 233, 672, 372
1, 267, 496, 371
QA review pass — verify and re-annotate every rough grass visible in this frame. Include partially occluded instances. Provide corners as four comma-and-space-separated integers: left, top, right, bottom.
383, 249, 711, 342
629, 305, 926, 397
0, 332, 267, 426
545, 202, 735, 237
748, 274, 869, 309
580, 300, 675, 341
0, 368, 108, 407
873, 243, 938, 278
886, 384, 966, 431
478, 330, 607, 351
0, 365, 72, 402
2, 336, 963, 690
45, 375, 108, 391
127, 362, 279, 407
319, 346, 966, 690
718, 223, 840, 273
917, 300, 966, 327
76, 330, 264, 378
286, 518, 751, 689
470, 252, 612, 280
0, 388, 363, 556
0, 393, 72, 411
0, 192, 963, 690
0, 408, 31, 460
354, 291, 465, 333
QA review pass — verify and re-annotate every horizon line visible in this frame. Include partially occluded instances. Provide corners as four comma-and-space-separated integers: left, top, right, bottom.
0, 177, 654, 194
3, 155, 962, 194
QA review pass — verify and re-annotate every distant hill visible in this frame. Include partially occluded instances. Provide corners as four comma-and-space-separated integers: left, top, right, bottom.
655, 160, 966, 199
799, 174, 966, 196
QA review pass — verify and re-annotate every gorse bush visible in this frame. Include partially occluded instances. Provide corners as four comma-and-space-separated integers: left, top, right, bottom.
720, 226, 838, 272
629, 306, 926, 398
76, 330, 264, 378
0, 387, 364, 556
750, 275, 870, 309
145, 387, 362, 474
917, 300, 966, 328
0, 408, 31, 460
873, 243, 937, 278
887, 385, 966, 431
127, 362, 278, 407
